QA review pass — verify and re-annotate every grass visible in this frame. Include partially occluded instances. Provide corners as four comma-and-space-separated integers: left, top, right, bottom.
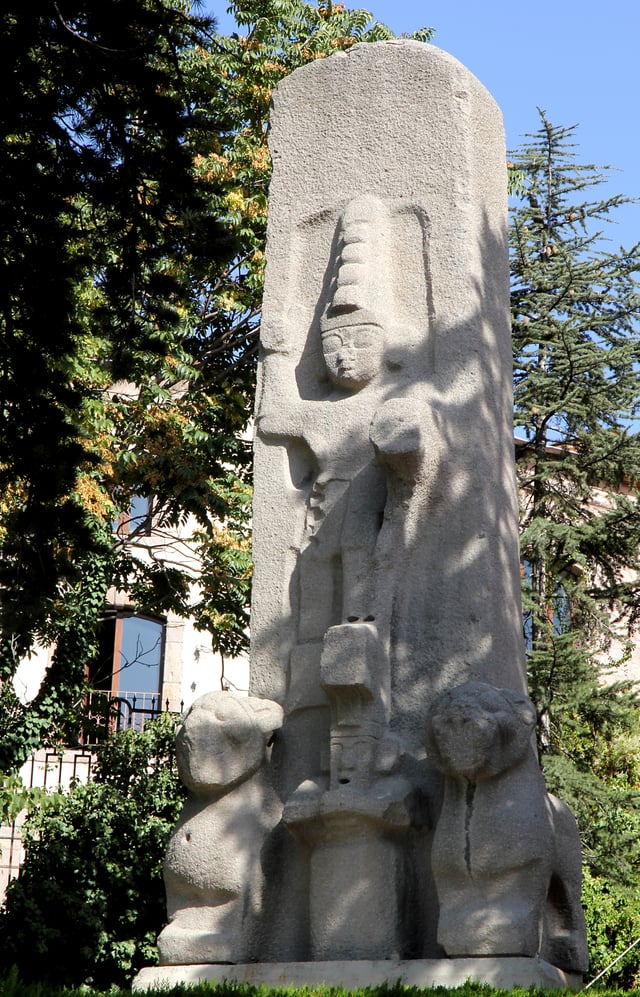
0, 979, 637, 997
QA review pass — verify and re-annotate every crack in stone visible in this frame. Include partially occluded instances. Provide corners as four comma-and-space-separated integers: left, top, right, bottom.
464, 780, 476, 876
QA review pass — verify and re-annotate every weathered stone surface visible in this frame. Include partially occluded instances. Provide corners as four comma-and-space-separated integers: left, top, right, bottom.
425, 681, 588, 973
157, 693, 283, 965
244, 37, 540, 968
252, 40, 526, 768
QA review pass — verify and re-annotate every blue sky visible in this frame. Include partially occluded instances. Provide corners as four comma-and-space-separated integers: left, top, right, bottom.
206, 0, 640, 252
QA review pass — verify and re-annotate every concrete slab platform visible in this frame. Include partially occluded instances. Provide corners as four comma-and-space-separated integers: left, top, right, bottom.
133, 957, 583, 991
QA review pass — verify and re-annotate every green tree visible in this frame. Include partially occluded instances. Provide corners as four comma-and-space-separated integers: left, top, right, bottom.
0, 714, 186, 989
0, 0, 248, 772
0, 0, 231, 639
510, 111, 640, 978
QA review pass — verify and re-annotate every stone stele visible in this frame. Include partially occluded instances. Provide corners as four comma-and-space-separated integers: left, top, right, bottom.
134, 39, 588, 992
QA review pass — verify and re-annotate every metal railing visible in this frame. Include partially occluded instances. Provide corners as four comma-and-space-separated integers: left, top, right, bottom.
0, 747, 95, 900
81, 689, 184, 744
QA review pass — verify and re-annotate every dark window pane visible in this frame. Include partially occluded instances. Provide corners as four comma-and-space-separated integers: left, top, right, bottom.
116, 617, 163, 696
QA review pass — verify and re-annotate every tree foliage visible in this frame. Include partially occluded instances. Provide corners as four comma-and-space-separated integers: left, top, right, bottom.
1, 0, 232, 638
510, 111, 640, 978
0, 0, 248, 771
0, 714, 186, 989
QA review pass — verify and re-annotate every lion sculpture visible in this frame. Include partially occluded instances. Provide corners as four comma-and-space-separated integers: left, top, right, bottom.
425, 680, 588, 974
157, 692, 283, 966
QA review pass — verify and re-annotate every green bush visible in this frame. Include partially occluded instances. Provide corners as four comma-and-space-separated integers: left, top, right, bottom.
582, 867, 640, 988
0, 714, 186, 989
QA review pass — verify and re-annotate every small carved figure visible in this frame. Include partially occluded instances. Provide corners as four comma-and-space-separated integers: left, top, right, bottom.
425, 681, 588, 973
258, 195, 423, 648
157, 693, 283, 966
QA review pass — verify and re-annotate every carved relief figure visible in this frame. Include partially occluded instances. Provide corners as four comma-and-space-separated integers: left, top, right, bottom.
258, 195, 424, 652
157, 693, 283, 966
425, 681, 588, 973
282, 619, 425, 962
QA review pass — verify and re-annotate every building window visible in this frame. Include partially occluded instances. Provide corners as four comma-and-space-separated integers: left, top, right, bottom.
522, 559, 573, 650
87, 614, 165, 733
115, 495, 153, 537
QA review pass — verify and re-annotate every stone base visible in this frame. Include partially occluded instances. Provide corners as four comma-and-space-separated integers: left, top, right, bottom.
133, 957, 583, 991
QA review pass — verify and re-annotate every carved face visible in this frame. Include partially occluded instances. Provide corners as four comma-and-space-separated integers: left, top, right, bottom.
321, 323, 383, 390
330, 734, 376, 789
425, 682, 536, 782
176, 694, 266, 793
429, 704, 503, 781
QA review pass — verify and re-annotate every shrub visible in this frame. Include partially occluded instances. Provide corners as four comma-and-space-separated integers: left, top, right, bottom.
0, 713, 186, 989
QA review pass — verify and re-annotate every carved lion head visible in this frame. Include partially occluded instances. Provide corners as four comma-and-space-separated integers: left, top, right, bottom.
425, 681, 536, 782
176, 693, 283, 794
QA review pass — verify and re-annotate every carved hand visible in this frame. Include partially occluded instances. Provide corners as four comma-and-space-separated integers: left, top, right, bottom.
370, 398, 422, 458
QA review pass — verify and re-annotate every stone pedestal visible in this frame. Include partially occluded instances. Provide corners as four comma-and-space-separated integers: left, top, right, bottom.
309, 832, 404, 961
133, 958, 583, 993
284, 789, 418, 962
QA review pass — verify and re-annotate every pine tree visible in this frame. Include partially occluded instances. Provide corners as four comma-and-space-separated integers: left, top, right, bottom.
510, 112, 640, 903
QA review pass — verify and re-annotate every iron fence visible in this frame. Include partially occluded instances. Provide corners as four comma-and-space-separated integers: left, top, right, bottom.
81, 689, 184, 743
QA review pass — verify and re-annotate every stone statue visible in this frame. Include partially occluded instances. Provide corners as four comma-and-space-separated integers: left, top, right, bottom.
252, 44, 528, 743
136, 42, 588, 992
425, 681, 589, 974
157, 693, 283, 966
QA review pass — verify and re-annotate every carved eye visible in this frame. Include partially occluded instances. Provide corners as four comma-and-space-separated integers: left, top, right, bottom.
322, 334, 342, 354
351, 333, 375, 351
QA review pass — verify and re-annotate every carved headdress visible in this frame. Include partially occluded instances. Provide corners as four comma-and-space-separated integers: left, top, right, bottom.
321, 195, 391, 336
